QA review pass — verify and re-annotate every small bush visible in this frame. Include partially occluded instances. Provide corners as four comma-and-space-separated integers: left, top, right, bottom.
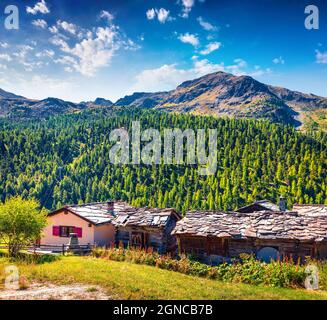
11, 252, 60, 264
91, 247, 307, 288
19, 276, 29, 290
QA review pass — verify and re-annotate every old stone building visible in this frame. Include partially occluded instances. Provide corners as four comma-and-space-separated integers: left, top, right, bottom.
173, 209, 327, 263
43, 201, 181, 254
114, 204, 181, 253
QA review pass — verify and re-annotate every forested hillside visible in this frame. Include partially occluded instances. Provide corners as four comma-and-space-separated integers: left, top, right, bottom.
0, 109, 326, 213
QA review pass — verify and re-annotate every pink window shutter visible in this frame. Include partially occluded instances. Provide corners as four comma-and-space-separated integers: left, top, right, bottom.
75, 227, 83, 238
53, 226, 60, 236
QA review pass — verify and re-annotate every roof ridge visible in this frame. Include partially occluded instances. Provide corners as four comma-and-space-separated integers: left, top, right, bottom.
294, 204, 327, 207
67, 200, 124, 208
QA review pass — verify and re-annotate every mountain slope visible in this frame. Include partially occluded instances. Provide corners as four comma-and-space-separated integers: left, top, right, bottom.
0, 88, 26, 100
0, 95, 88, 119
93, 98, 113, 107
0, 72, 326, 129
115, 72, 327, 128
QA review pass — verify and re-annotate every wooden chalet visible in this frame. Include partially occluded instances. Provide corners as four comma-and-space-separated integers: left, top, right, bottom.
44, 201, 181, 254
172, 209, 327, 263
114, 205, 181, 254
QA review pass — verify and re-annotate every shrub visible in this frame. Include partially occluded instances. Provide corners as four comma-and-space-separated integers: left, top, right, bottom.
91, 247, 307, 288
14, 252, 60, 264
0, 197, 47, 257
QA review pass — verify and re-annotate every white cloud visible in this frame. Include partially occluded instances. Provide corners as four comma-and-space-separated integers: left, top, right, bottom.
132, 59, 224, 92
250, 66, 272, 77
49, 25, 58, 34
51, 26, 120, 76
225, 58, 248, 75
200, 42, 221, 55
156, 8, 170, 23
100, 10, 114, 23
132, 57, 271, 93
180, 0, 195, 18
178, 33, 199, 47
272, 56, 285, 65
32, 19, 48, 29
146, 8, 171, 23
12, 45, 34, 64
57, 20, 78, 35
0, 54, 12, 62
12, 45, 46, 72
197, 17, 217, 31
36, 49, 55, 58
50, 36, 70, 51
133, 64, 188, 92
146, 8, 156, 20
8, 74, 77, 101
316, 50, 327, 64
0, 42, 9, 48
26, 0, 50, 15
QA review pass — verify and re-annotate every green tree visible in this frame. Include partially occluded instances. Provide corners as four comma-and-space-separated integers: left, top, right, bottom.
0, 197, 47, 257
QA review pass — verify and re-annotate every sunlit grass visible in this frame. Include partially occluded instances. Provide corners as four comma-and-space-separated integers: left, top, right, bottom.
0, 256, 327, 300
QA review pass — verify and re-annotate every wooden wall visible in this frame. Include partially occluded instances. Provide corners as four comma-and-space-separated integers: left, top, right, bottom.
177, 235, 326, 262
115, 215, 179, 254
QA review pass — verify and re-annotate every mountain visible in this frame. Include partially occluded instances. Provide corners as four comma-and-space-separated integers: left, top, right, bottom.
0, 72, 326, 130
0, 88, 26, 100
28, 98, 88, 118
93, 98, 113, 107
0, 93, 115, 119
0, 94, 89, 119
80, 97, 114, 109
115, 71, 327, 128
0, 89, 32, 118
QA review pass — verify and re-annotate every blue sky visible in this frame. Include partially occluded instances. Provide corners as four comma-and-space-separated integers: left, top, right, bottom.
0, 0, 326, 102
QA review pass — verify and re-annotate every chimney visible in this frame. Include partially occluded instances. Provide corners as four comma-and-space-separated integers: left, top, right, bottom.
107, 201, 114, 212
279, 196, 286, 212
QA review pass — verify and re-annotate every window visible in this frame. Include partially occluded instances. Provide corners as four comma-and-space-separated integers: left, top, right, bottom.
59, 226, 75, 238
257, 247, 279, 263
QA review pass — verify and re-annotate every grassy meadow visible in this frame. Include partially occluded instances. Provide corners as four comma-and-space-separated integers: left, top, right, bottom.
1, 256, 327, 300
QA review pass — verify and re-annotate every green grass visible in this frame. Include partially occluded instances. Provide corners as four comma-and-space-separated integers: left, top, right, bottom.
1, 256, 327, 300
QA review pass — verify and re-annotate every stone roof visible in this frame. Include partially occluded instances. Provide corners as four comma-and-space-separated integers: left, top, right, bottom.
116, 207, 180, 229
293, 204, 327, 217
172, 211, 327, 242
237, 200, 281, 212
65, 202, 133, 225
50, 201, 180, 228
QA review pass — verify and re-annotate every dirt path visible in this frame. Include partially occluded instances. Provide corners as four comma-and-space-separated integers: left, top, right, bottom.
0, 283, 112, 300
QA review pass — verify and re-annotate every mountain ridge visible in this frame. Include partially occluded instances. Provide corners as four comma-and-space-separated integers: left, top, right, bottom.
1, 71, 326, 130
115, 71, 327, 129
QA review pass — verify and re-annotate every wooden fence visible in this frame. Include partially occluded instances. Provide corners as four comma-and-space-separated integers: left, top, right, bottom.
0, 243, 94, 255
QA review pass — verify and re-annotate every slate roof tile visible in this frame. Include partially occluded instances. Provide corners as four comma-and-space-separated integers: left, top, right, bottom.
173, 210, 327, 242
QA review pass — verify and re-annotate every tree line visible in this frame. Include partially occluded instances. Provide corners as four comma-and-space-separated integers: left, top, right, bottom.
0, 108, 326, 214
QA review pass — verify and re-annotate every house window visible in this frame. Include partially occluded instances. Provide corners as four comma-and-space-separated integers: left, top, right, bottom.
59, 226, 75, 238
257, 247, 279, 263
